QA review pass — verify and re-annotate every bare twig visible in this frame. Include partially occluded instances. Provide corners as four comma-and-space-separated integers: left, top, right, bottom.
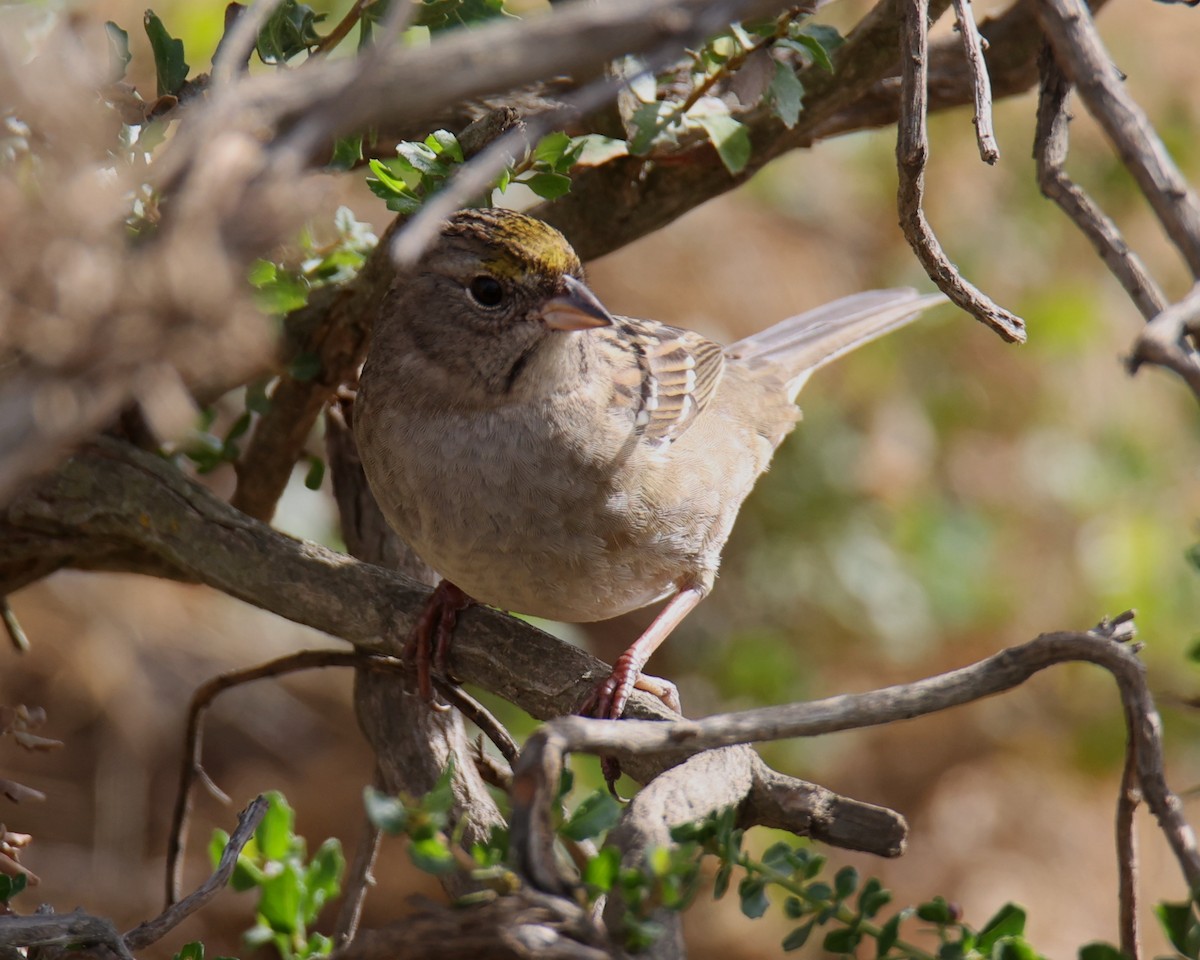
513, 614, 1200, 905
127, 796, 267, 950
950, 0, 998, 163
1035, 0, 1200, 279
896, 0, 1027, 343
168, 649, 370, 905
433, 680, 520, 769
1128, 283, 1200, 401
1033, 45, 1167, 322
1116, 739, 1141, 960
334, 780, 383, 947
312, 0, 372, 57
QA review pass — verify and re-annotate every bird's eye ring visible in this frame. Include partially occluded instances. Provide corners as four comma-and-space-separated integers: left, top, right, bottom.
468, 275, 505, 308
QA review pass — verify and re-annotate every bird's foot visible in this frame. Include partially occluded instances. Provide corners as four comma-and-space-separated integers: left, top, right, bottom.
404, 579, 472, 708
582, 654, 681, 795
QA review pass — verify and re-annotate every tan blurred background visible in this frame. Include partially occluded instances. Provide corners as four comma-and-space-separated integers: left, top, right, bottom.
5, 0, 1200, 956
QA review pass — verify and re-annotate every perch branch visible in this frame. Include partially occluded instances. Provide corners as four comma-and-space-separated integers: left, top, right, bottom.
896, 0, 1026, 343
2, 438, 902, 858
0, 912, 134, 960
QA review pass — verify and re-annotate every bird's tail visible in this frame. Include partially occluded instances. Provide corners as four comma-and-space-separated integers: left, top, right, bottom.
726, 289, 947, 401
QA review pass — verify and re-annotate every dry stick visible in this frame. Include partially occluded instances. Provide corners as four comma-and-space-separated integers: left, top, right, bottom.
512, 616, 1200, 901
1033, 46, 1167, 323
127, 796, 268, 951
896, 0, 1026, 343
1034, 0, 1200, 279
334, 774, 384, 947
1116, 737, 1141, 960
165, 650, 520, 906
166, 649, 365, 905
1129, 283, 1200, 402
949, 0, 998, 163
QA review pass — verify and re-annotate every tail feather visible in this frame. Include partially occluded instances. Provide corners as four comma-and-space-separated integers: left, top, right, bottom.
727, 288, 946, 401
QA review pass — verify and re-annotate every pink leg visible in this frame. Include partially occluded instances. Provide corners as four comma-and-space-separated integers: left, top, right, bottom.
404, 580, 471, 702
585, 585, 705, 721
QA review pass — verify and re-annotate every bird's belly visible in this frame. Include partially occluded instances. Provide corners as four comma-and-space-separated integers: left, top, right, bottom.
360, 408, 693, 622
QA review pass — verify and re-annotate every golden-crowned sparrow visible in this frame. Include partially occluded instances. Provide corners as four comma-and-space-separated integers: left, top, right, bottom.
355, 207, 943, 721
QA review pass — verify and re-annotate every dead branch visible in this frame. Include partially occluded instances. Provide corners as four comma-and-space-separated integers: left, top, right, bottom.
509, 612, 1200, 945
950, 0, 999, 163
0, 911, 134, 960
1033, 46, 1166, 321
895, 0, 1026, 343
128, 796, 267, 950
1128, 283, 1200, 399
1034, 0, 1200, 279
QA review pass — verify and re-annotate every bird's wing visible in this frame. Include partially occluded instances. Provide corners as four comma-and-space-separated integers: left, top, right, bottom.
607, 316, 726, 449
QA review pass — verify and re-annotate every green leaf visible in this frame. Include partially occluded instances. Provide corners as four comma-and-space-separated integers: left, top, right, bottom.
562, 791, 622, 841
174, 942, 204, 960
256, 0, 326, 64
877, 913, 903, 957
993, 938, 1040, 960
422, 761, 456, 816
1186, 543, 1200, 574
628, 101, 670, 155
1156, 901, 1197, 956
0, 873, 27, 902
414, 0, 509, 31
713, 861, 732, 899
833, 865, 859, 900
570, 134, 629, 167
738, 876, 770, 919
425, 130, 464, 163
783, 896, 804, 919
804, 881, 833, 904
409, 834, 457, 874
367, 158, 409, 196
248, 259, 278, 286
582, 846, 621, 892
253, 271, 310, 315
1077, 943, 1126, 960
917, 896, 953, 924
788, 23, 844, 72
534, 131, 572, 166
363, 787, 409, 834
257, 791, 297, 862
858, 877, 892, 918
694, 113, 751, 175
396, 140, 443, 179
978, 903, 1027, 951
521, 171, 572, 200
329, 136, 363, 170
305, 837, 345, 904
304, 456, 325, 490
824, 928, 862, 955
143, 10, 189, 98
258, 861, 303, 934
768, 61, 804, 129
783, 920, 814, 951
104, 21, 132, 82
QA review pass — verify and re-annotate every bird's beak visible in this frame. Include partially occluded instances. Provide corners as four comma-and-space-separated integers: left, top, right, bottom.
539, 275, 614, 331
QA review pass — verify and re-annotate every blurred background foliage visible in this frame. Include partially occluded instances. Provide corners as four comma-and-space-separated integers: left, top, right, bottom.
4, 0, 1200, 956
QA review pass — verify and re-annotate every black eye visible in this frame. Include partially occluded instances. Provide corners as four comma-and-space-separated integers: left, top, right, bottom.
468, 275, 504, 308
